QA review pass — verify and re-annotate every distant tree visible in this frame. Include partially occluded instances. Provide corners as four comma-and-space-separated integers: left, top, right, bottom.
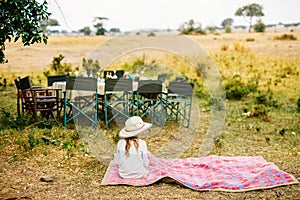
40, 18, 60, 33
93, 16, 108, 35
109, 28, 121, 34
79, 27, 92, 35
253, 19, 266, 32
206, 26, 218, 34
235, 3, 264, 32
0, 0, 49, 63
221, 18, 234, 28
179, 19, 206, 35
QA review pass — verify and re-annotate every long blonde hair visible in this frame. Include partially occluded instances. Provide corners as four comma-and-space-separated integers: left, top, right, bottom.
125, 137, 139, 157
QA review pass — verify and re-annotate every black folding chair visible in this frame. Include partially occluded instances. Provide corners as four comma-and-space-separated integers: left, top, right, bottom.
104, 78, 134, 128
47, 75, 67, 87
135, 80, 166, 126
63, 76, 98, 128
165, 81, 193, 128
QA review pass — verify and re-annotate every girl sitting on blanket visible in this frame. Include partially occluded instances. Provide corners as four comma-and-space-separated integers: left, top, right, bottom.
115, 116, 152, 179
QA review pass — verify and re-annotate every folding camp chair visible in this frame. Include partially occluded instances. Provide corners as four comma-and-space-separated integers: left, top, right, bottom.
176, 77, 189, 83
47, 75, 67, 118
157, 73, 167, 83
63, 76, 98, 128
47, 75, 67, 87
165, 81, 193, 128
14, 76, 60, 121
135, 80, 166, 126
104, 78, 134, 128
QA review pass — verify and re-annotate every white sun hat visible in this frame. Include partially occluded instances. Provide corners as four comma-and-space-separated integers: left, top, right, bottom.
119, 116, 152, 138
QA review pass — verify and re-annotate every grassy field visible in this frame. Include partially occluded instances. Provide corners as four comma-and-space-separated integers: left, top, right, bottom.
0, 32, 300, 199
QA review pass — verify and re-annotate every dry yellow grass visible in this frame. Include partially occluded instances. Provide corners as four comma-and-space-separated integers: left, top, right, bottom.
1, 32, 299, 199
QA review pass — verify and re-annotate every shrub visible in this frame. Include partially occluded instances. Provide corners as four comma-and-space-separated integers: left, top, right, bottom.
253, 20, 266, 32
82, 58, 101, 74
297, 98, 300, 111
43, 54, 73, 77
255, 92, 278, 108
147, 32, 155, 37
0, 110, 35, 130
225, 25, 231, 33
233, 41, 246, 52
225, 77, 250, 100
251, 105, 270, 122
220, 44, 229, 51
246, 38, 255, 42
274, 34, 297, 41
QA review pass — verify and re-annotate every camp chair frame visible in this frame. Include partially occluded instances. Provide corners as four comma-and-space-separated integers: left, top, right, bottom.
14, 76, 60, 121
165, 81, 193, 128
135, 80, 166, 126
47, 74, 67, 118
104, 78, 134, 128
63, 76, 98, 128
47, 75, 67, 87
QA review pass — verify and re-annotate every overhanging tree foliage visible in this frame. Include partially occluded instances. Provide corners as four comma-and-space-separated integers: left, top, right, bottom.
0, 0, 50, 63
235, 3, 264, 32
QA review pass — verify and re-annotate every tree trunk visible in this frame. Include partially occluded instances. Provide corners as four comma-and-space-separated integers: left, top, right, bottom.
249, 17, 252, 32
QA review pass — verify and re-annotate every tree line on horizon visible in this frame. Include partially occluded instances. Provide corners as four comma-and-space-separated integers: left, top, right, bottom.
1, 1, 300, 64
39, 3, 300, 36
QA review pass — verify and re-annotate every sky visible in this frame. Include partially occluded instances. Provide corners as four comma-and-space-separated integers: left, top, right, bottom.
44, 0, 300, 32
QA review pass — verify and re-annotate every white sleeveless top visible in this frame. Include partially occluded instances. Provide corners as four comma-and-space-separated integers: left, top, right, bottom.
115, 139, 149, 178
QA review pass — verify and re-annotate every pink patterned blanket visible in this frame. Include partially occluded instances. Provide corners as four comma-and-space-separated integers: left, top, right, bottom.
101, 153, 298, 192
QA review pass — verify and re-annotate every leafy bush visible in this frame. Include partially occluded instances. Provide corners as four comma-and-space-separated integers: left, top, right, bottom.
251, 105, 270, 122
297, 98, 300, 111
224, 77, 250, 100
147, 32, 155, 37
43, 54, 73, 77
121, 57, 146, 72
220, 44, 229, 51
0, 110, 35, 130
225, 25, 231, 33
255, 93, 278, 107
253, 20, 266, 32
82, 58, 101, 74
274, 34, 297, 41
233, 41, 246, 52
246, 38, 255, 42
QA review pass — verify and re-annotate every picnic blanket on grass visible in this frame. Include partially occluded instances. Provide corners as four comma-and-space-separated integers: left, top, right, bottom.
101, 153, 298, 192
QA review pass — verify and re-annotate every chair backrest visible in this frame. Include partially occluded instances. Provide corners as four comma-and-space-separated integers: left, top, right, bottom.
168, 81, 193, 96
66, 76, 97, 91
105, 78, 132, 92
47, 75, 67, 86
175, 77, 188, 83
138, 80, 162, 94
14, 77, 21, 90
17, 76, 32, 90
157, 74, 167, 83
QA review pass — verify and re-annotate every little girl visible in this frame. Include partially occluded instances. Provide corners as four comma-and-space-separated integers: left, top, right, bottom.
115, 116, 152, 178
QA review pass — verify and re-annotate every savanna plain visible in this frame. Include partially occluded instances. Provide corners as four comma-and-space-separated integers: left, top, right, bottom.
0, 32, 299, 199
